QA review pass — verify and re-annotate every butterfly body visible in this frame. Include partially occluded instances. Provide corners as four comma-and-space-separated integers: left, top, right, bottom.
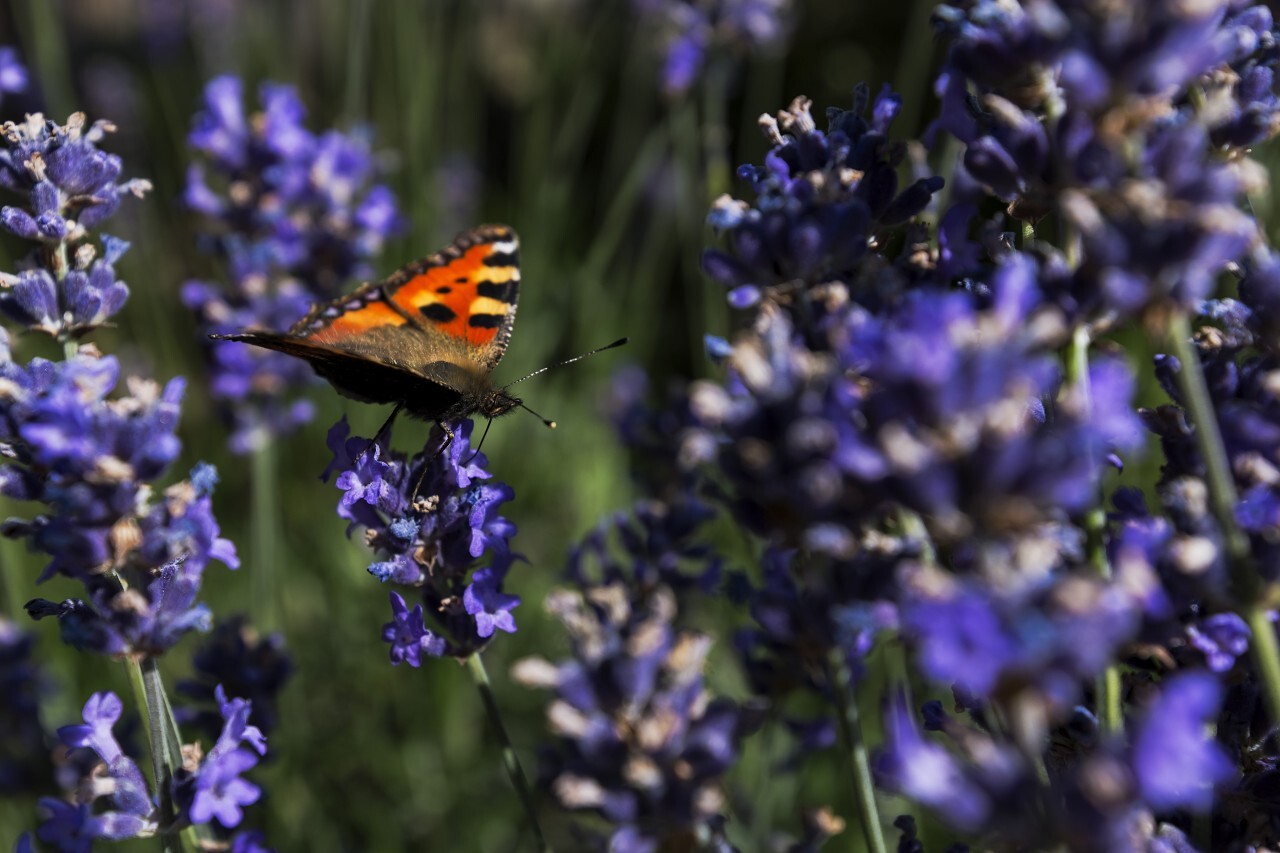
211, 224, 525, 428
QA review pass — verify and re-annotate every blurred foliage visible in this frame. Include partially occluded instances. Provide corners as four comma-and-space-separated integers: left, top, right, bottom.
0, 0, 957, 849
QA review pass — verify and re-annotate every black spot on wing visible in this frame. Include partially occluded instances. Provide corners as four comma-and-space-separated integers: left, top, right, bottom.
436, 286, 452, 294
482, 251, 518, 268
421, 303, 457, 323
469, 314, 503, 329
455, 276, 468, 284
476, 281, 516, 303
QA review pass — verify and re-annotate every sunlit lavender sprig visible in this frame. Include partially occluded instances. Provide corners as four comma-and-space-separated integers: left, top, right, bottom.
0, 113, 237, 659
183, 75, 401, 452
3, 345, 239, 656
36, 688, 268, 848
322, 417, 520, 661
633, 0, 793, 96
0, 114, 149, 338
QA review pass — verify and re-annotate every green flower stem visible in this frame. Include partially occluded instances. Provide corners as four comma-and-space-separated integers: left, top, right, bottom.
251, 440, 281, 631
702, 57, 734, 204
827, 655, 887, 853
342, 0, 373, 121
1167, 312, 1280, 725
126, 656, 205, 853
1064, 325, 1123, 735
465, 652, 552, 853
892, 0, 942, 137
12, 0, 75, 118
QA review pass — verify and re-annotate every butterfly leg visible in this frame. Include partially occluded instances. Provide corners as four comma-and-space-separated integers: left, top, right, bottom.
409, 422, 455, 503
357, 402, 405, 463
462, 417, 494, 467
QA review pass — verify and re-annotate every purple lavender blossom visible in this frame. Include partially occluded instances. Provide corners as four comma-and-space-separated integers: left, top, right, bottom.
898, 565, 1141, 713
324, 417, 520, 658
38, 692, 157, 847
2, 342, 237, 655
931, 1, 1276, 318
40, 686, 269, 845
1132, 672, 1236, 812
688, 257, 1142, 567
514, 584, 750, 850
0, 114, 149, 338
382, 591, 446, 667
702, 87, 944, 310
184, 75, 401, 452
174, 685, 266, 831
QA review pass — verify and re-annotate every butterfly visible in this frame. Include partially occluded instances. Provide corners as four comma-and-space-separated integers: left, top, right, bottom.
213, 224, 620, 451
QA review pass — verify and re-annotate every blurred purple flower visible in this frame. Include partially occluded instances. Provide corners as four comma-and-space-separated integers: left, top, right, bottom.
0, 619, 50, 795
1132, 672, 1236, 812
0, 47, 28, 103
184, 74, 402, 452
177, 615, 294, 741
515, 584, 751, 850
932, 1, 1275, 318
634, 0, 792, 95
899, 567, 1141, 712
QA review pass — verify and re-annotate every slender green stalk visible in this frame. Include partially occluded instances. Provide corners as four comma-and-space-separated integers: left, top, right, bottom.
12, 0, 75, 118
251, 440, 281, 631
1063, 325, 1123, 735
827, 656, 887, 853
135, 657, 209, 853
701, 58, 734, 204
125, 658, 179, 853
342, 0, 373, 122
1166, 314, 1254, 578
891, 0, 940, 137
0, 531, 26, 619
465, 653, 552, 853
1167, 312, 1280, 725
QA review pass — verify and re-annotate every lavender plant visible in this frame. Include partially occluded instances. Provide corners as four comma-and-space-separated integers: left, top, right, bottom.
520, 2, 1280, 848
322, 417, 521, 661
0, 110, 279, 849
35, 688, 268, 848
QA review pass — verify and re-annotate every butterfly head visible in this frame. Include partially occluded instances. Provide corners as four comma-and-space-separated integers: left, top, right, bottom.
476, 387, 522, 420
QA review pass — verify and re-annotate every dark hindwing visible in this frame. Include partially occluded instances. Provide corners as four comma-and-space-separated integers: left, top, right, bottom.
213, 332, 463, 418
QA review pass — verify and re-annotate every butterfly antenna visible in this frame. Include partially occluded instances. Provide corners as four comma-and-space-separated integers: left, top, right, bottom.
518, 402, 557, 430
502, 337, 629, 390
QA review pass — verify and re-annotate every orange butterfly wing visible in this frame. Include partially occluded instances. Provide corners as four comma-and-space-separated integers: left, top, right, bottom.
295, 224, 520, 371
